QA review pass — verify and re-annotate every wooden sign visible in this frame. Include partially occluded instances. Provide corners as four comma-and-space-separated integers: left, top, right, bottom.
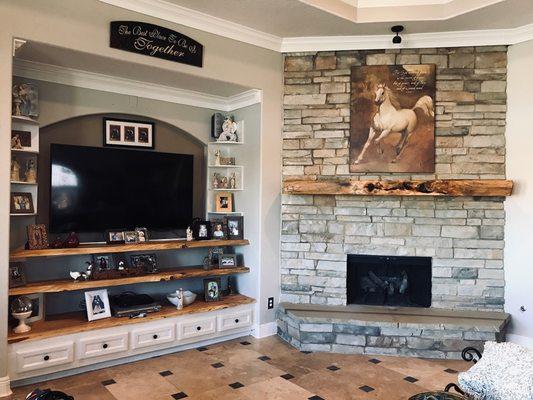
110, 21, 203, 67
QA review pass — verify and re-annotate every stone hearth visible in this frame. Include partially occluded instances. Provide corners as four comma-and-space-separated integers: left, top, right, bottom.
277, 303, 510, 359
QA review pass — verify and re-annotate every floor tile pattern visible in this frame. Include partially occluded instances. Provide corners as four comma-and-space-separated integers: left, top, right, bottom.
8, 335, 469, 400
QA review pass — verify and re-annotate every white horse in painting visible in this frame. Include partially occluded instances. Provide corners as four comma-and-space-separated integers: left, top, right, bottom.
354, 84, 434, 164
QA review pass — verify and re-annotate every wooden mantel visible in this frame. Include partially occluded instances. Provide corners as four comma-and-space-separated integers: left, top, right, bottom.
283, 179, 513, 197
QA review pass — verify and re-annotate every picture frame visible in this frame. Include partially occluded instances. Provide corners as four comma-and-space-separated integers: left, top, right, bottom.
218, 254, 237, 269
204, 278, 221, 302
124, 230, 138, 243
135, 227, 149, 243
211, 112, 225, 139
26, 293, 44, 323
192, 220, 211, 240
11, 130, 32, 150
215, 192, 233, 213
93, 254, 113, 270
27, 224, 48, 250
219, 156, 235, 166
210, 219, 227, 240
207, 247, 224, 268
85, 289, 112, 321
105, 229, 126, 244
225, 216, 244, 240
10, 192, 34, 214
103, 118, 154, 149
9, 263, 27, 288
130, 253, 158, 273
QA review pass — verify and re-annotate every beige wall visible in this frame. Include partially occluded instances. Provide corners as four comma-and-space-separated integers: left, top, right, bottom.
0, 0, 283, 385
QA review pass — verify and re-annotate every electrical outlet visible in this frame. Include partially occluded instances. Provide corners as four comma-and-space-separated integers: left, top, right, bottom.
267, 297, 274, 309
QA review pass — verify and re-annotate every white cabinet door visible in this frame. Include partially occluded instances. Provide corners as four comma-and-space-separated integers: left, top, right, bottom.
217, 309, 253, 332
16, 342, 74, 373
178, 316, 217, 340
131, 324, 175, 350
77, 333, 128, 360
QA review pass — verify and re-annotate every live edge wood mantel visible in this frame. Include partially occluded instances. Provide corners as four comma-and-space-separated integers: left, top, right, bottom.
283, 179, 513, 197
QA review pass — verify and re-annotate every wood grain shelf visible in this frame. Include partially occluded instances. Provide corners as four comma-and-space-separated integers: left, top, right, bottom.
8, 294, 255, 344
10, 239, 250, 261
283, 179, 513, 197
9, 266, 250, 295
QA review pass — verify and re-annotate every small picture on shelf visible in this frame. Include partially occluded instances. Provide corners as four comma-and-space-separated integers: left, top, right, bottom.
220, 157, 235, 166
9, 263, 27, 288
225, 216, 244, 240
27, 224, 48, 250
215, 192, 233, 213
130, 253, 158, 273
11, 130, 32, 149
204, 278, 222, 302
218, 254, 237, 268
211, 219, 227, 239
216, 116, 238, 143
12, 83, 39, 118
104, 118, 154, 149
135, 227, 149, 242
105, 229, 126, 244
192, 219, 211, 240
124, 230, 138, 243
85, 289, 112, 321
93, 254, 113, 270
10, 192, 34, 214
211, 112, 225, 139
26, 293, 44, 323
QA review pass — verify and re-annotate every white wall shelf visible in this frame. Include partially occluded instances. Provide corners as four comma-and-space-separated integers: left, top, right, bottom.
12, 115, 39, 125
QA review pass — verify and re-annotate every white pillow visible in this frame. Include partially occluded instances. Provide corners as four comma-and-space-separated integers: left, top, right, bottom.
458, 341, 533, 400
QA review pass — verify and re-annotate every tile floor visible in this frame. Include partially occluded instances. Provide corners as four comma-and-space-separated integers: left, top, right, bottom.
8, 335, 469, 400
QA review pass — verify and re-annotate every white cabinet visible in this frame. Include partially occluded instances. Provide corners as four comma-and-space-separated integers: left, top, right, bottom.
77, 333, 128, 360
218, 309, 253, 332
15, 342, 74, 373
131, 324, 175, 349
178, 316, 217, 340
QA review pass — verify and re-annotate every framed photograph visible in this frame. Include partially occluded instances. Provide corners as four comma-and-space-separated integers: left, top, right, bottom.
204, 278, 221, 302
130, 253, 158, 273
207, 247, 224, 268
93, 254, 113, 270
210, 219, 227, 240
220, 157, 235, 166
192, 220, 211, 240
11, 130, 32, 149
103, 118, 154, 149
10, 192, 34, 214
124, 230, 138, 243
85, 289, 111, 321
9, 263, 27, 288
225, 216, 244, 240
27, 224, 48, 250
105, 229, 126, 244
215, 192, 233, 213
135, 227, 149, 243
26, 293, 44, 323
211, 112, 225, 139
218, 254, 237, 268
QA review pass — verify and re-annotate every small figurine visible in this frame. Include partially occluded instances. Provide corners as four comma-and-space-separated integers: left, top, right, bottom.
11, 158, 20, 182
212, 173, 220, 189
220, 176, 228, 189
186, 226, 193, 241
214, 149, 221, 166
217, 117, 238, 142
11, 134, 22, 149
70, 271, 88, 281
229, 172, 237, 189
117, 260, 125, 271
175, 288, 184, 310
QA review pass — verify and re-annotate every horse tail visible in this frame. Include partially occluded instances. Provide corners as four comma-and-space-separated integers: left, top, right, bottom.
412, 95, 434, 118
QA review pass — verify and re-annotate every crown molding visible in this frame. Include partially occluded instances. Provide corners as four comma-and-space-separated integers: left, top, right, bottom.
98, 0, 282, 52
12, 59, 261, 112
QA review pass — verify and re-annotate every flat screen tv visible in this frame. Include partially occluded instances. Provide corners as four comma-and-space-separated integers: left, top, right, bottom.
50, 144, 194, 234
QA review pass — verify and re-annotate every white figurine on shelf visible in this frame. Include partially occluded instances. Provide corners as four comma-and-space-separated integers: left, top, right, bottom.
186, 226, 193, 241
212, 173, 220, 189
217, 117, 238, 142
25, 159, 37, 183
229, 172, 237, 189
220, 176, 228, 189
214, 149, 221, 166
11, 158, 21, 182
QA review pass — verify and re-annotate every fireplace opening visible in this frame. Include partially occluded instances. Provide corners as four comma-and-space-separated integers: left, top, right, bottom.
347, 255, 432, 308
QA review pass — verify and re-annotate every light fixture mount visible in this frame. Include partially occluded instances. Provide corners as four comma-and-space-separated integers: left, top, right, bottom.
391, 25, 404, 44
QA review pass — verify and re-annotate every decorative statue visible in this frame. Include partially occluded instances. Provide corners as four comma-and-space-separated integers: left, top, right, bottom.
11, 158, 20, 182
25, 159, 37, 183
229, 172, 237, 189
212, 173, 220, 189
216, 117, 238, 142
214, 149, 221, 166
186, 226, 193, 241
11, 134, 22, 149
220, 176, 228, 189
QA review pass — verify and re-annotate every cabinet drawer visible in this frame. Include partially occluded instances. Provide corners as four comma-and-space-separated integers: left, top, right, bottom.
131, 324, 175, 349
218, 309, 253, 332
179, 316, 217, 340
16, 342, 74, 373
77, 333, 128, 360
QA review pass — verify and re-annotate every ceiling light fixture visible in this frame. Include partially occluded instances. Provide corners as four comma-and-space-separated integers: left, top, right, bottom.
391, 25, 404, 44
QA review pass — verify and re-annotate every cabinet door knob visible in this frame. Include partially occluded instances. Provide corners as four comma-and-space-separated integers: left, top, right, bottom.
103, 343, 108, 349
43, 355, 50, 361
196, 326, 201, 331
153, 334, 158, 339
235, 318, 240, 323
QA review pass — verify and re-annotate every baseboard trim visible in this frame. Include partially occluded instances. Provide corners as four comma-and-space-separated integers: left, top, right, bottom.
0, 375, 12, 398
252, 322, 277, 339
507, 333, 533, 349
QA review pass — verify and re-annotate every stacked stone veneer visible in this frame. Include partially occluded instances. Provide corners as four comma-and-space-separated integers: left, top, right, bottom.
281, 46, 508, 311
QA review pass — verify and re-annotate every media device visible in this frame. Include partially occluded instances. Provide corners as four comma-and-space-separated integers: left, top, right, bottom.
50, 144, 194, 234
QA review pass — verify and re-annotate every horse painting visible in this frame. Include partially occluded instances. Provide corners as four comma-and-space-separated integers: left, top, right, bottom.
350, 65, 436, 173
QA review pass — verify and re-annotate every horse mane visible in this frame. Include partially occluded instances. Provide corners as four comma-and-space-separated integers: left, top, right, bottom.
385, 87, 401, 110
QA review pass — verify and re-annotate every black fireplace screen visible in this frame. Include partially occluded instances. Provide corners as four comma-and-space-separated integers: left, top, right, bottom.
347, 255, 432, 307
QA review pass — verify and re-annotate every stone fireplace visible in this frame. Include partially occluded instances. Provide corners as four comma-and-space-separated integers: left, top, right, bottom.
277, 46, 511, 358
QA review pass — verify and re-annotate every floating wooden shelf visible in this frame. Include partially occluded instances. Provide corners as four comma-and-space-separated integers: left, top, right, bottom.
9, 266, 250, 296
283, 179, 513, 197
10, 238, 250, 261
8, 294, 255, 344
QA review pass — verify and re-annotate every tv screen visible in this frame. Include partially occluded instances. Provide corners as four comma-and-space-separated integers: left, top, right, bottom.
50, 144, 194, 233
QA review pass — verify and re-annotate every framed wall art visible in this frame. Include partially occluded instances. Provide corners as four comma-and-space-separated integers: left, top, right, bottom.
10, 192, 34, 214
85, 289, 112, 321
103, 118, 154, 149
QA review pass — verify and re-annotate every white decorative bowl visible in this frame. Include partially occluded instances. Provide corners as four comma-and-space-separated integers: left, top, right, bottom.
167, 291, 197, 307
